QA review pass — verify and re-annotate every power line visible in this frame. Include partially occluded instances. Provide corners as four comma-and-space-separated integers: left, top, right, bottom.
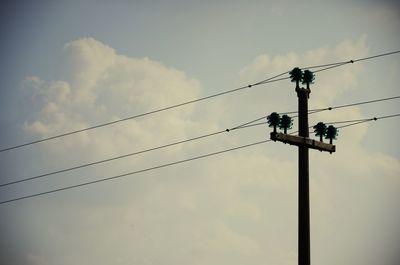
1, 50, 399, 153
0, 116, 263, 188
333, 113, 400, 128
1, 114, 271, 187
353, 50, 400, 63
307, 114, 400, 130
313, 62, 351, 74
253, 62, 351, 86
324, 118, 371, 125
311, 95, 400, 112
250, 71, 289, 86
2, 95, 398, 188
1, 113, 399, 205
305, 50, 400, 70
375, 113, 400, 120
0, 130, 226, 187
0, 139, 271, 205
236, 114, 400, 131
0, 73, 286, 153
231, 95, 400, 129
306, 61, 351, 70
227, 110, 298, 131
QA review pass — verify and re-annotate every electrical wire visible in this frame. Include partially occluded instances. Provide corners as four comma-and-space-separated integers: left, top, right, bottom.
227, 110, 298, 131
304, 50, 400, 70
0, 115, 270, 188
0, 130, 225, 187
231, 95, 400, 129
317, 95, 400, 112
1, 50, 399, 153
2, 95, 398, 188
251, 71, 289, 86
353, 50, 400, 63
237, 114, 400, 131
0, 112, 273, 188
307, 114, 400, 131
313, 61, 352, 74
334, 113, 400, 128
305, 61, 352, 70
324, 118, 372, 125
0, 139, 271, 205
0, 73, 287, 153
1, 112, 399, 205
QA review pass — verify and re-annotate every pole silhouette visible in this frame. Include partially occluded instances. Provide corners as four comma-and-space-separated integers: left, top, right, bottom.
270, 68, 336, 265
297, 76, 311, 265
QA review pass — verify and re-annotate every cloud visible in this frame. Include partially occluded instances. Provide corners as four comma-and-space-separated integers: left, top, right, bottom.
239, 35, 369, 105
22, 37, 201, 158
4, 36, 399, 265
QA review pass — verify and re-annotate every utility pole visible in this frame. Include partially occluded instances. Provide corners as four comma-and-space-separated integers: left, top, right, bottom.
269, 68, 336, 265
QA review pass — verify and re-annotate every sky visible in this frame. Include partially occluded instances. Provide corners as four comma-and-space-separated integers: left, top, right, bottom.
0, 0, 399, 265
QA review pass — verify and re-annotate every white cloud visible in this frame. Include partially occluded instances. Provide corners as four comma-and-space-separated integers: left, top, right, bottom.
22, 37, 201, 159
239, 35, 369, 106
5, 36, 399, 265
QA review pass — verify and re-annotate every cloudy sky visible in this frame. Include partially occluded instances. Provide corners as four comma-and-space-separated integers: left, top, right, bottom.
0, 1, 399, 265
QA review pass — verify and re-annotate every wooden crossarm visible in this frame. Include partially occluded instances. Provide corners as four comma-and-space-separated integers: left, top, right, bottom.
270, 132, 336, 153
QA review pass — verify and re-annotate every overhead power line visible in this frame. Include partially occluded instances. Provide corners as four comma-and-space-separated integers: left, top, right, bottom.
1, 50, 399, 153
0, 73, 286, 153
311, 95, 400, 112
0, 116, 263, 188
1, 96, 399, 188
0, 139, 271, 205
0, 129, 226, 187
305, 50, 400, 70
1, 113, 399, 205
333, 113, 400, 128
353, 50, 400, 63
231, 95, 400, 130
240, 114, 400, 132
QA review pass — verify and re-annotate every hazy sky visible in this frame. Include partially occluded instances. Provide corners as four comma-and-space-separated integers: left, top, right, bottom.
0, 1, 399, 265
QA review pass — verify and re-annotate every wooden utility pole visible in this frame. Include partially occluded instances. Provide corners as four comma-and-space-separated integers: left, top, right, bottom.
270, 69, 335, 265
